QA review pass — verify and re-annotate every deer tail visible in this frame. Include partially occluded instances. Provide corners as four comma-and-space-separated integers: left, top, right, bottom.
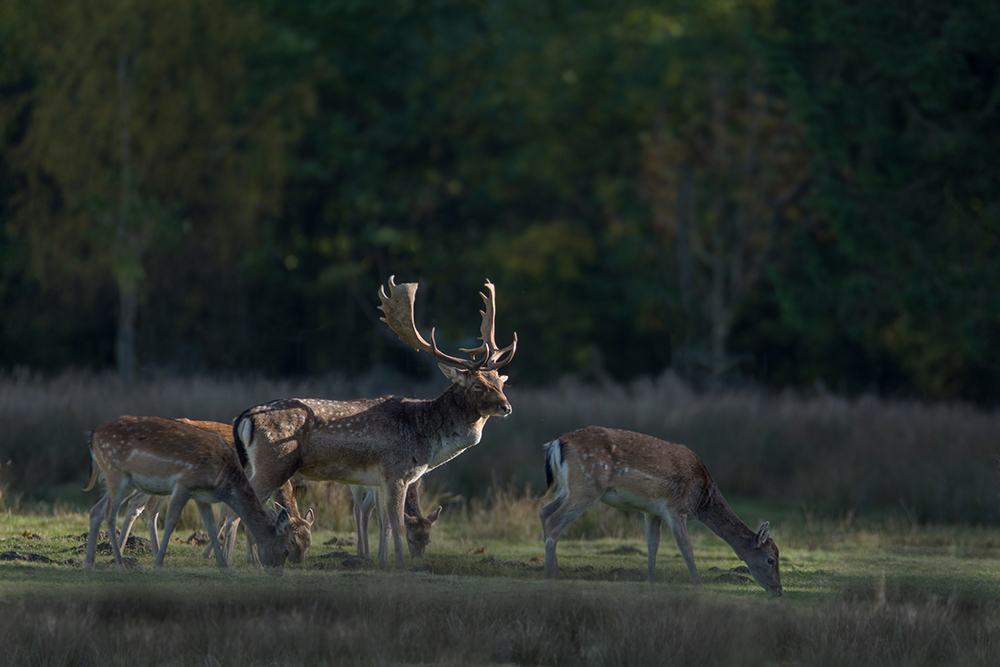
542, 438, 568, 502
82, 431, 99, 492
232, 413, 252, 470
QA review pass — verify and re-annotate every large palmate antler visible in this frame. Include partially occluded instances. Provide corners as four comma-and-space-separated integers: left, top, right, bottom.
378, 276, 517, 371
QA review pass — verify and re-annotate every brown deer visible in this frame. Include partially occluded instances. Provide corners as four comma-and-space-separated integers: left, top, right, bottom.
540, 426, 782, 596
117, 418, 314, 564
351, 479, 442, 560
84, 415, 299, 574
220, 276, 515, 568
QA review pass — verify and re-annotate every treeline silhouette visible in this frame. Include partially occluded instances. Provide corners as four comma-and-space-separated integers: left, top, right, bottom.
1, 0, 997, 403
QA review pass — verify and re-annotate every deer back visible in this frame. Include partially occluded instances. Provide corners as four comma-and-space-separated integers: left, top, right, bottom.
90, 415, 240, 500
555, 426, 713, 514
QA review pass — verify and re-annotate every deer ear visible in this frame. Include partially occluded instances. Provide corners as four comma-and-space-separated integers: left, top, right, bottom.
275, 508, 291, 532
428, 506, 443, 524
754, 522, 771, 547
303, 508, 315, 526
438, 363, 467, 385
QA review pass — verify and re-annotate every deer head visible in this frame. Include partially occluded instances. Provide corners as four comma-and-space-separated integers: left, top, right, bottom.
404, 504, 443, 558
378, 276, 517, 417
743, 522, 782, 596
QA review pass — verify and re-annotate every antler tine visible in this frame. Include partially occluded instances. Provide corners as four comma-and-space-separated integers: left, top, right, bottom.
459, 279, 518, 370
378, 276, 475, 369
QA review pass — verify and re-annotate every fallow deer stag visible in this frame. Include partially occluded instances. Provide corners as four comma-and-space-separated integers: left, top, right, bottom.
540, 426, 782, 596
116, 418, 314, 564
84, 415, 299, 574
351, 479, 442, 560
221, 276, 516, 568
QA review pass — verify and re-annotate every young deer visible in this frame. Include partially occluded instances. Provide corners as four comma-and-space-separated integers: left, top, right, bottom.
351, 479, 442, 560
117, 418, 314, 564
540, 426, 782, 596
221, 277, 515, 568
84, 415, 298, 574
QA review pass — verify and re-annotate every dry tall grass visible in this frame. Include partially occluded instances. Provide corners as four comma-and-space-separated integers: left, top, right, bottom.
1, 583, 997, 667
2, 369, 998, 525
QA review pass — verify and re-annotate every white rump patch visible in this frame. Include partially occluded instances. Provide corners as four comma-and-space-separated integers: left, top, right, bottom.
543, 439, 570, 504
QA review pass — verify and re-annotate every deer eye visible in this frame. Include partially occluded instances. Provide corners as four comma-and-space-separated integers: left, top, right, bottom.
767, 558, 775, 565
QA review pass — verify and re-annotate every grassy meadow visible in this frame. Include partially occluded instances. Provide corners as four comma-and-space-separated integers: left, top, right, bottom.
2, 370, 1000, 665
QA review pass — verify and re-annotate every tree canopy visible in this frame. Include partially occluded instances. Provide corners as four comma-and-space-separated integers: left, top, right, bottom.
1, 0, 997, 403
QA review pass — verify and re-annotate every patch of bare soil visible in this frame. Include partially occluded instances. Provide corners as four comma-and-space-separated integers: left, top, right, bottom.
312, 551, 375, 571
1, 550, 60, 564
72, 533, 154, 556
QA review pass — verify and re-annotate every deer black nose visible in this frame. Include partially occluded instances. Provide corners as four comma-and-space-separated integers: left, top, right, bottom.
501, 403, 512, 415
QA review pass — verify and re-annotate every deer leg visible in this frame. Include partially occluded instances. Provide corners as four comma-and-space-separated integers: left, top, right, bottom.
379, 481, 407, 569
85, 494, 108, 571
541, 496, 597, 580
155, 488, 191, 573
667, 512, 701, 586
374, 486, 392, 566
644, 513, 662, 583
205, 504, 235, 563
351, 485, 374, 559
106, 485, 130, 572
244, 521, 260, 566
144, 495, 163, 555
375, 496, 388, 563
118, 492, 147, 549
196, 500, 228, 572
223, 514, 242, 567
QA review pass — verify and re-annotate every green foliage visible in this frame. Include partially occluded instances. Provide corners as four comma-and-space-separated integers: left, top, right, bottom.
758, 0, 1000, 401
0, 0, 997, 400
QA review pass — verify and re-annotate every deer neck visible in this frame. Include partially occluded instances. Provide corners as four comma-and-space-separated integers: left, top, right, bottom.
417, 386, 490, 470
223, 474, 277, 545
694, 483, 757, 560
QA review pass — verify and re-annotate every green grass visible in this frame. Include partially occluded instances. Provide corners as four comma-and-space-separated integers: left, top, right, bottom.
3, 500, 1000, 666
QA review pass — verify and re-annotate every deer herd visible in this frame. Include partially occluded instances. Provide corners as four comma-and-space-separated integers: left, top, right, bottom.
83, 277, 782, 597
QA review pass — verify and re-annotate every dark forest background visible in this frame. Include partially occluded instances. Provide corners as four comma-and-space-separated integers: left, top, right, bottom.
1, 0, 998, 404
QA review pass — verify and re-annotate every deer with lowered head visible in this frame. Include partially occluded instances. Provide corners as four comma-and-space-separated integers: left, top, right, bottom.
540, 426, 782, 596
116, 418, 314, 565
220, 276, 516, 568
352, 479, 442, 560
84, 415, 301, 574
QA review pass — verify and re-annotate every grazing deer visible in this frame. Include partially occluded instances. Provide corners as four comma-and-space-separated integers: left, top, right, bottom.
117, 418, 315, 564
352, 479, 442, 560
220, 276, 515, 568
83, 415, 298, 574
206, 473, 312, 564
540, 426, 782, 596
